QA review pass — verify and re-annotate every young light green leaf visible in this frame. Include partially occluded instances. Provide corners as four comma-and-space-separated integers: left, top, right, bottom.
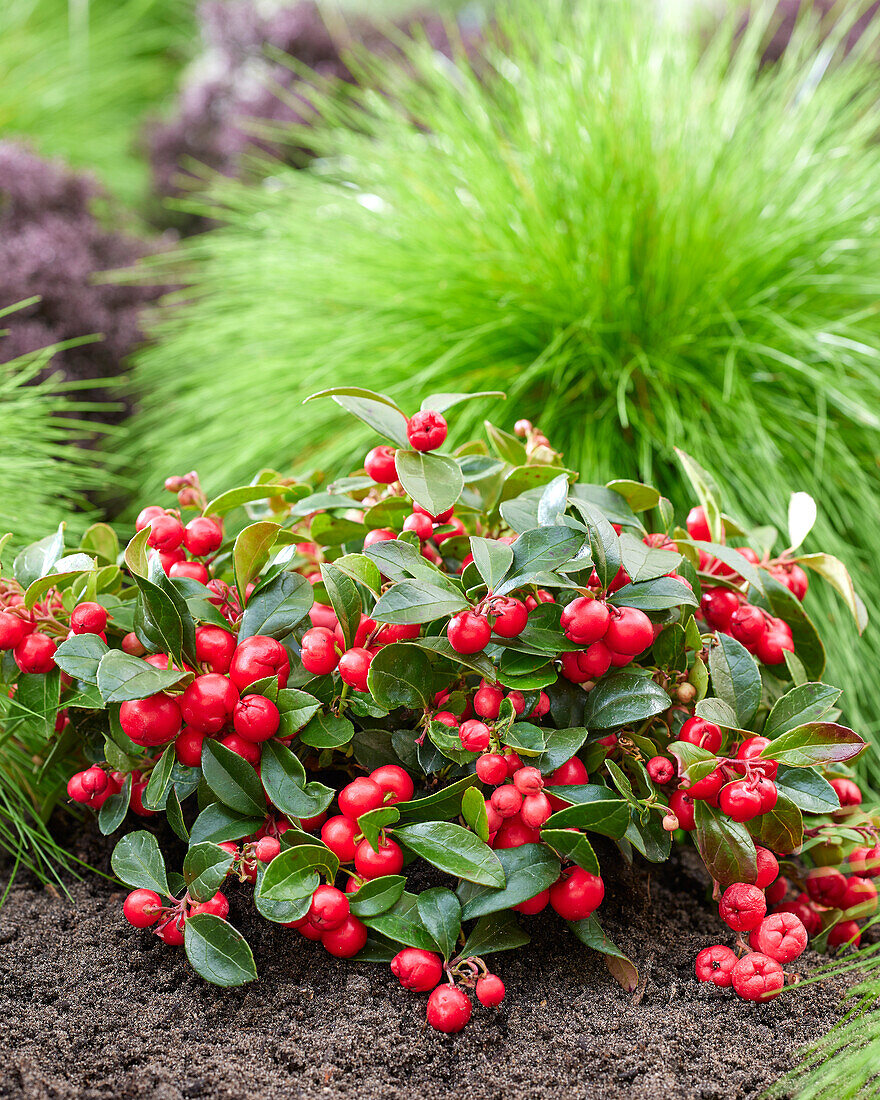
395, 451, 464, 515
787, 492, 817, 552
233, 521, 280, 601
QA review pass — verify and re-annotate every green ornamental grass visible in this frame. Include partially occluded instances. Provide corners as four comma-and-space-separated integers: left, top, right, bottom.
128, 0, 880, 769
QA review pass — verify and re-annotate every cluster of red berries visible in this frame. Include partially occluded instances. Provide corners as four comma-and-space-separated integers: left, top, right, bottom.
123, 885, 230, 945
318, 765, 412, 879
133, 471, 224, 584
300, 604, 420, 692
559, 596, 656, 682
392, 948, 505, 1033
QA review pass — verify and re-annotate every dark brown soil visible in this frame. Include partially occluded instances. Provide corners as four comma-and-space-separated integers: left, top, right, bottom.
0, 833, 851, 1100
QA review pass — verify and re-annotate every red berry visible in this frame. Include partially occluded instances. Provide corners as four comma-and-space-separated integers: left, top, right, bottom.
363, 528, 397, 548
80, 766, 108, 796
490, 598, 528, 638
730, 605, 766, 647
577, 640, 613, 678
775, 896, 821, 937
679, 717, 722, 754
694, 944, 738, 987
731, 953, 784, 1001
491, 785, 523, 819
406, 410, 448, 452
719, 883, 766, 931
0, 611, 28, 650
753, 777, 778, 814
233, 694, 280, 742
370, 765, 414, 804
189, 891, 229, 919
169, 561, 210, 584
321, 815, 359, 862
354, 837, 404, 879
736, 736, 778, 780
427, 985, 472, 1033
647, 757, 675, 785
765, 876, 788, 906
719, 780, 764, 822
752, 913, 808, 963
321, 915, 368, 957
364, 446, 398, 484
754, 846, 779, 890
513, 767, 544, 796
476, 974, 505, 1007
254, 836, 281, 863
700, 588, 740, 630
183, 516, 223, 557
13, 633, 57, 674
338, 647, 373, 692
831, 777, 862, 807
492, 818, 540, 849
560, 597, 610, 645
402, 513, 434, 540
308, 885, 350, 931
70, 602, 108, 635
130, 780, 156, 818
123, 888, 163, 928
180, 673, 240, 734
339, 777, 385, 819
686, 506, 712, 541
473, 682, 504, 720
119, 693, 182, 747
219, 733, 262, 765
433, 711, 457, 728
668, 790, 696, 830
604, 607, 654, 656
193, 627, 236, 675
391, 948, 443, 992
375, 622, 421, 644
827, 919, 861, 948
520, 792, 552, 828
300, 627, 339, 676
147, 514, 185, 552
805, 867, 848, 908
476, 754, 508, 786
683, 766, 725, 802
549, 757, 589, 786
135, 505, 164, 532
755, 630, 794, 665
229, 635, 290, 691
549, 867, 604, 921
849, 846, 880, 878
121, 632, 145, 656
459, 719, 491, 752
66, 772, 91, 804
512, 889, 550, 915
447, 611, 491, 655
156, 919, 185, 946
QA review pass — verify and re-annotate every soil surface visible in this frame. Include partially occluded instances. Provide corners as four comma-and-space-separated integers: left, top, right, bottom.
0, 830, 853, 1100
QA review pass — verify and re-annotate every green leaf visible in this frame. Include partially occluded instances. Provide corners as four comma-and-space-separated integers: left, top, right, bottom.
233, 521, 280, 602
98, 774, 132, 836
357, 806, 400, 850
96, 650, 187, 703
422, 391, 506, 414
260, 739, 335, 819
259, 845, 338, 898
239, 571, 312, 640
332, 553, 382, 595
53, 633, 109, 684
568, 916, 639, 992
183, 842, 235, 903
348, 875, 406, 918
395, 775, 482, 822
618, 532, 682, 582
184, 915, 257, 987
539, 829, 599, 875
764, 683, 843, 738
364, 538, 460, 590
796, 552, 868, 633
166, 786, 190, 842
461, 911, 530, 958
568, 500, 621, 588
461, 786, 489, 842
111, 831, 170, 896
417, 888, 461, 961
143, 745, 176, 811
581, 673, 671, 730
23, 554, 97, 609
314, 389, 409, 447
688, 540, 766, 595
761, 723, 866, 766
135, 555, 198, 666
457, 844, 559, 919
367, 643, 432, 710
625, 810, 673, 863
372, 581, 469, 625
361, 892, 440, 952
775, 764, 840, 814
277, 689, 322, 738
201, 740, 266, 816
609, 576, 698, 611
495, 527, 585, 596
13, 524, 65, 588
80, 522, 119, 563
202, 484, 293, 518
396, 822, 505, 887
320, 563, 362, 650
606, 480, 661, 514
299, 711, 355, 749
544, 796, 630, 839
694, 802, 758, 888
708, 633, 761, 728
674, 450, 722, 543
189, 804, 264, 845
500, 721, 545, 757
395, 450, 464, 516
748, 791, 804, 855
694, 697, 741, 730
485, 421, 527, 466
255, 868, 319, 924
469, 536, 513, 591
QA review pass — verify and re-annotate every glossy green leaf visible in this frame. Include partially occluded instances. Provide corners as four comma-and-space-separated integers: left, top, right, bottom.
540, 829, 599, 875
201, 740, 266, 816
609, 576, 698, 611
298, 711, 355, 749
396, 822, 505, 886
417, 888, 461, 961
111, 830, 170, 896
13, 524, 65, 588
53, 633, 109, 685
461, 786, 489, 842
460, 911, 530, 958
277, 689, 322, 739
708, 633, 761, 728
189, 804, 264, 845
320, 563, 362, 650
143, 745, 176, 811
361, 892, 440, 952
748, 791, 804, 855
495, 527, 585, 596
581, 673, 671, 730
469, 536, 513, 591
98, 774, 132, 836
395, 450, 464, 515
372, 581, 469, 625
233, 521, 280, 601
239, 571, 313, 640
764, 683, 842, 739
96, 650, 187, 703
775, 764, 840, 814
694, 802, 758, 888
458, 844, 559, 919
367, 643, 432, 711
348, 875, 406, 918
183, 842, 235, 903
184, 915, 257, 987
761, 723, 866, 767
544, 797, 630, 839
260, 739, 335, 818
357, 806, 400, 850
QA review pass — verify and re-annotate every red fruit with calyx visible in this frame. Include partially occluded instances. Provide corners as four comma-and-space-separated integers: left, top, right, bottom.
123, 889, 163, 928
321, 915, 368, 958
719, 780, 764, 823
339, 777, 385, 819
751, 913, 808, 963
491, 785, 523, 819
459, 719, 491, 752
477, 754, 508, 786
370, 764, 414, 804
194, 626, 236, 673
147, 513, 184, 552
679, 716, 723, 753
233, 694, 280, 742
647, 757, 675, 785
321, 815, 359, 862
0, 611, 28, 650
338, 647, 373, 692
70, 601, 108, 635
474, 682, 504, 720
520, 792, 552, 828
364, 445, 398, 484
354, 837, 404, 879
668, 790, 696, 830
686, 505, 712, 541
391, 948, 443, 992
476, 974, 505, 1007
736, 736, 778, 779
189, 891, 230, 920
694, 945, 737, 987
830, 777, 862, 807
754, 846, 779, 889
490, 598, 528, 638
13, 633, 57, 674
513, 767, 544, 796
229, 635, 290, 691
183, 516, 223, 557
427, 985, 472, 1033
805, 867, 848, 908
549, 867, 605, 921
254, 836, 281, 863
66, 773, 91, 804
765, 876, 788, 906
577, 640, 612, 678
181, 673, 240, 734
730, 605, 766, 647
731, 953, 784, 1001
719, 882, 766, 931
683, 766, 725, 802
80, 766, 108, 797
560, 597, 610, 644
447, 611, 491, 654
407, 409, 448, 452
308, 885, 350, 931
300, 627, 339, 676
120, 693, 182, 747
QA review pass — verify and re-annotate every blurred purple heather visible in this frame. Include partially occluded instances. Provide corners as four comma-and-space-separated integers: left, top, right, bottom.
0, 142, 165, 420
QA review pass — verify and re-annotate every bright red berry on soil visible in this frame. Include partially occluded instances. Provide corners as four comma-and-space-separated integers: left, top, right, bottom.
189, 892, 230, 919
827, 920, 862, 948
731, 953, 784, 1001
406, 410, 448, 452
476, 974, 505, 1007
427, 985, 472, 1033
119, 693, 182, 747
694, 945, 738, 987
754, 847, 779, 890
321, 815, 359, 862
354, 837, 404, 879
338, 778, 385, 820
321, 915, 368, 958
719, 883, 767, 931
123, 889, 163, 928
751, 913, 808, 963
229, 635, 290, 691
364, 445, 398, 484
391, 948, 444, 992
549, 867, 604, 921
308, 885, 350, 931
447, 611, 491, 655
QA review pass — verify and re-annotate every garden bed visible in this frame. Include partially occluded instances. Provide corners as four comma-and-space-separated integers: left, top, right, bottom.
0, 835, 850, 1100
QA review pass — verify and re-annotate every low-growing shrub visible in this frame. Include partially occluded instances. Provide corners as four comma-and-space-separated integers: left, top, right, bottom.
2, 389, 876, 1024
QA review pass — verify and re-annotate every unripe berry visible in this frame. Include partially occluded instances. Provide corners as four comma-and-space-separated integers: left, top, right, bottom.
427, 985, 472, 1033
123, 889, 163, 928
406, 409, 447, 452
475, 974, 505, 1007
391, 948, 443, 992
364, 445, 398, 484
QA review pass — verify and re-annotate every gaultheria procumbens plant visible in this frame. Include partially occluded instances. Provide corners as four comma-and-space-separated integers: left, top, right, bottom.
126, 0, 880, 759
2, 390, 876, 1019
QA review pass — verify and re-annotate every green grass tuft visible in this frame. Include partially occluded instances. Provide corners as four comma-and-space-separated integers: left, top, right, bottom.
128, 0, 880, 770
